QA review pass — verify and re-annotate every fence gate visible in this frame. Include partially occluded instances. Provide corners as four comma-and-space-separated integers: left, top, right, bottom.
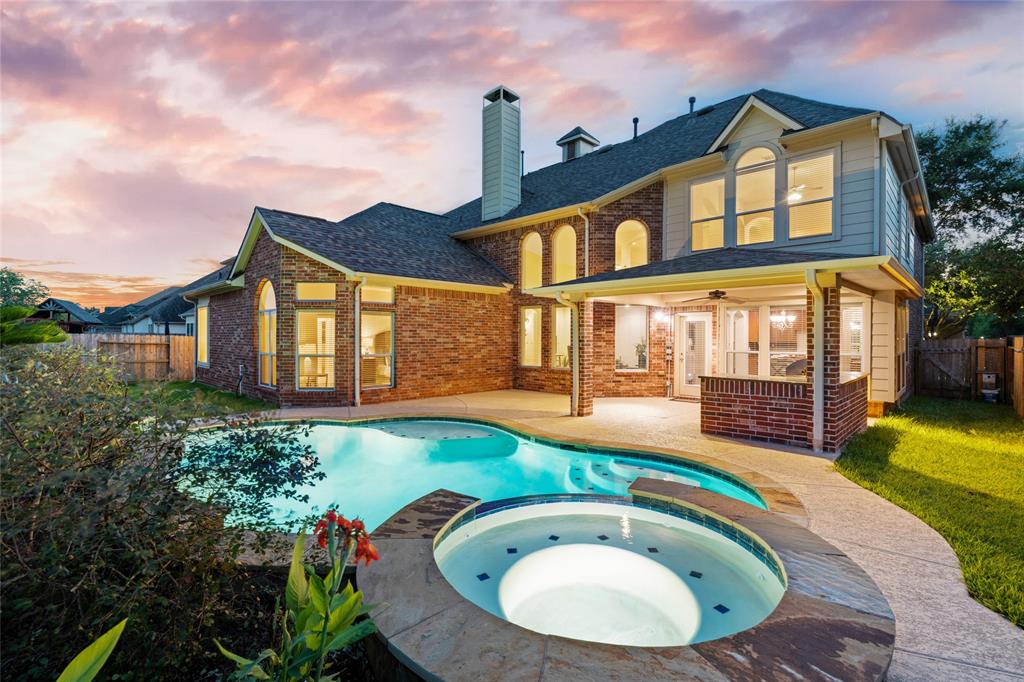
917, 338, 973, 399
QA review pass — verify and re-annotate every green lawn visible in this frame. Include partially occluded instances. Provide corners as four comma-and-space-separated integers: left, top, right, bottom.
835, 396, 1024, 627
128, 381, 274, 415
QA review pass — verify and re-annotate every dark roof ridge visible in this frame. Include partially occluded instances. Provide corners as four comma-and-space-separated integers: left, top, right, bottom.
256, 206, 336, 223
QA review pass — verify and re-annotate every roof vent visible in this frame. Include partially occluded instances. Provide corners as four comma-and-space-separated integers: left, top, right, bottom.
556, 126, 600, 162
688, 96, 696, 114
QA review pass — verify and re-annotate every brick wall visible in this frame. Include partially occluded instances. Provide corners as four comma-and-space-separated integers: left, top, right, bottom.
826, 375, 869, 450
464, 180, 666, 398
358, 285, 512, 404
700, 376, 812, 448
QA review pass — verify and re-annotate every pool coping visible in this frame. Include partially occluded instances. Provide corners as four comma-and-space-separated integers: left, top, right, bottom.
359, 482, 896, 682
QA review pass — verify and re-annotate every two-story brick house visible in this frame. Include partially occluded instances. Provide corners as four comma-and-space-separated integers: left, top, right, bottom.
184, 86, 932, 453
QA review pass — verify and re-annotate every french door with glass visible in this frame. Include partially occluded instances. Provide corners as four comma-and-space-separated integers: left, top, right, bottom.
674, 312, 712, 398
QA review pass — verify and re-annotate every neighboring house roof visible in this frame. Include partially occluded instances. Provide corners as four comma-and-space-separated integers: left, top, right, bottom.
125, 286, 192, 325
180, 258, 237, 297
547, 248, 849, 287
253, 203, 510, 287
444, 89, 875, 231
37, 298, 103, 324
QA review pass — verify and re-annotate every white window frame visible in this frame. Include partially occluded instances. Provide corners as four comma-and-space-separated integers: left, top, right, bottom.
614, 305, 649, 372
689, 174, 725, 253
257, 284, 277, 388
840, 301, 867, 376
734, 148, 776, 246
520, 306, 542, 368
360, 310, 395, 390
785, 146, 839, 243
551, 305, 571, 370
295, 282, 337, 302
196, 300, 209, 367
296, 309, 336, 391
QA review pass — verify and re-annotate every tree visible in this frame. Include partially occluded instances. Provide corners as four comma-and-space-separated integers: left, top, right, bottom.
0, 267, 49, 307
0, 306, 67, 345
916, 117, 1024, 337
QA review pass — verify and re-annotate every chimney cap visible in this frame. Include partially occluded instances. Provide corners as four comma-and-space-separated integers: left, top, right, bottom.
484, 85, 520, 105
556, 126, 600, 147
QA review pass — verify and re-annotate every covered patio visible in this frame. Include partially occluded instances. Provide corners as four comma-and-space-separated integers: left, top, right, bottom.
529, 249, 923, 453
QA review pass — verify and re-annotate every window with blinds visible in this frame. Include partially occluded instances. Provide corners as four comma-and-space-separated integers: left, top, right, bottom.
297, 310, 335, 389
690, 176, 724, 251
840, 303, 864, 373
787, 150, 834, 239
257, 282, 277, 387
735, 148, 775, 245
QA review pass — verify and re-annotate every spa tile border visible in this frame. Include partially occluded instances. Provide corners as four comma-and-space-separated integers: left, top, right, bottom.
359, 487, 895, 682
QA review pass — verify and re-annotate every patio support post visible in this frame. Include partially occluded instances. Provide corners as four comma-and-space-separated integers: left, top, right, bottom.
807, 270, 825, 452
572, 298, 594, 416
806, 270, 840, 452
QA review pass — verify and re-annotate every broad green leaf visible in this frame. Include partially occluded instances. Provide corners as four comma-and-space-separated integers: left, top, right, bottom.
327, 591, 362, 634
285, 528, 309, 612
214, 640, 270, 680
309, 574, 328, 615
324, 620, 376, 653
56, 618, 127, 682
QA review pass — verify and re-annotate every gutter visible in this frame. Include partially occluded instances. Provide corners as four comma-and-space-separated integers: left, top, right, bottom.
353, 277, 365, 407
805, 269, 824, 453
556, 292, 579, 416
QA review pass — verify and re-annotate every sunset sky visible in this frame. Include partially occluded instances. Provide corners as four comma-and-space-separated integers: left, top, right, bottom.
2, 1, 1022, 308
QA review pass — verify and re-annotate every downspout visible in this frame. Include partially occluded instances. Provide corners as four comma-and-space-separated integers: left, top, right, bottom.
353, 277, 365, 407
806, 269, 824, 452
557, 292, 579, 416
577, 207, 590, 277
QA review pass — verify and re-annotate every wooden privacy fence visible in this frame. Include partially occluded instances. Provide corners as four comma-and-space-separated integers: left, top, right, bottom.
57, 333, 195, 382
917, 337, 1022, 414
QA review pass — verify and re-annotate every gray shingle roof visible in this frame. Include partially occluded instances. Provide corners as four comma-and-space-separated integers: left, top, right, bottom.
258, 203, 510, 287
42, 298, 103, 324
554, 248, 847, 287
444, 89, 874, 230
127, 286, 193, 324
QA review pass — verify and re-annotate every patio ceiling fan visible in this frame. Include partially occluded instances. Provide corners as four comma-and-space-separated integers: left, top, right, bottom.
673, 289, 747, 305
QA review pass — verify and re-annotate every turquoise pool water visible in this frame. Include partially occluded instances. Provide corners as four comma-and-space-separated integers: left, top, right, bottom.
237, 419, 765, 530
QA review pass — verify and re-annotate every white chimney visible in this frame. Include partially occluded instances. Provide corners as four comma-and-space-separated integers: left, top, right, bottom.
481, 85, 521, 221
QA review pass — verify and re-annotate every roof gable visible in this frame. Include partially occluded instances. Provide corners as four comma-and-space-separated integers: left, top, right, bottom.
38, 298, 102, 324
705, 95, 805, 153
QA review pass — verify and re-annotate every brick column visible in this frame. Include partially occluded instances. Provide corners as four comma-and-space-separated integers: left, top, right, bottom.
574, 299, 594, 416
806, 285, 842, 450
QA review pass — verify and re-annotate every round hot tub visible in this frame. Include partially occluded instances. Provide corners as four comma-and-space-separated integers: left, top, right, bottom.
434, 498, 786, 647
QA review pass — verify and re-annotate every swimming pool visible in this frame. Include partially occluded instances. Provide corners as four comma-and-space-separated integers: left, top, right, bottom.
222, 418, 765, 530
434, 498, 785, 646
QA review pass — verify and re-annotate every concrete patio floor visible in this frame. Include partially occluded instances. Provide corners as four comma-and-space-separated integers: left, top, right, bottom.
276, 389, 1024, 682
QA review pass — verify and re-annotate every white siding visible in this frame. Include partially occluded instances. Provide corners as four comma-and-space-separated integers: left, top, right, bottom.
870, 290, 895, 402
720, 108, 785, 147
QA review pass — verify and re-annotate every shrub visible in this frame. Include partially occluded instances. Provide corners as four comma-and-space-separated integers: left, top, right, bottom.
0, 346, 324, 679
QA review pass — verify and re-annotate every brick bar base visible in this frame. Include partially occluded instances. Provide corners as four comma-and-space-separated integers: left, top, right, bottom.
700, 377, 813, 449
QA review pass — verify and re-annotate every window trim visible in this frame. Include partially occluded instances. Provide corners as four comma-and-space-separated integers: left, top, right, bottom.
785, 145, 840, 243
614, 220, 649, 271
839, 301, 867, 376
614, 304, 649, 373
689, 173, 726, 253
196, 301, 209, 368
550, 304, 571, 370
520, 232, 543, 291
734, 147, 776, 246
257, 282, 277, 389
520, 305, 543, 368
295, 282, 337, 302
295, 309, 336, 392
360, 310, 395, 390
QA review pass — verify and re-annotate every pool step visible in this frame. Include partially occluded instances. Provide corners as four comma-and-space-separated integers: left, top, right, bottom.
610, 458, 702, 488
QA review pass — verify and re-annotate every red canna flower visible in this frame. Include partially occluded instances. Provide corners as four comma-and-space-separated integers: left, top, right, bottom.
353, 535, 379, 566
351, 519, 365, 533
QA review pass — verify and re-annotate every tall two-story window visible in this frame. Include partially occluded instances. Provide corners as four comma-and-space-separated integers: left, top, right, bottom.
551, 225, 577, 283
297, 310, 335, 389
521, 232, 542, 289
735, 148, 775, 245
788, 150, 835, 239
690, 177, 724, 251
614, 220, 647, 270
257, 282, 277, 387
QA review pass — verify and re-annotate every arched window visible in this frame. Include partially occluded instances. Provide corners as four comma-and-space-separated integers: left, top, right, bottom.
257, 281, 277, 387
735, 147, 775, 245
521, 232, 543, 289
615, 220, 648, 270
551, 224, 577, 284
